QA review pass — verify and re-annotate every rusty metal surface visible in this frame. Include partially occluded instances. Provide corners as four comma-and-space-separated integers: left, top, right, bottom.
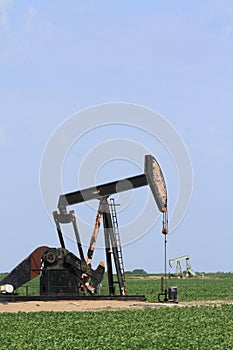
30, 246, 49, 280
0, 246, 48, 290
144, 155, 167, 212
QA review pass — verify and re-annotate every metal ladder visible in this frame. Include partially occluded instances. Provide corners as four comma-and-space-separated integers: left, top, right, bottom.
109, 198, 126, 290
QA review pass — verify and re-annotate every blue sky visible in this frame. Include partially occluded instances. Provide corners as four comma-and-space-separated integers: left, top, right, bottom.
0, 0, 233, 273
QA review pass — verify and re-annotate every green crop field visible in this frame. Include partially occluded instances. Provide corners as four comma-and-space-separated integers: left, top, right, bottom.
7, 272, 233, 302
125, 273, 233, 302
1, 306, 233, 349
1, 273, 233, 349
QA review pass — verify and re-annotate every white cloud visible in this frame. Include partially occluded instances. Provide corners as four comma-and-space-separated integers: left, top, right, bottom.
0, 0, 13, 30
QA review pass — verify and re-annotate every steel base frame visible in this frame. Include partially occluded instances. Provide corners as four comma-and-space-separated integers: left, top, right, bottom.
0, 294, 146, 303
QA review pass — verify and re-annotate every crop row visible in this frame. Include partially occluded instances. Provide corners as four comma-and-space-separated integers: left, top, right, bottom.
1, 305, 233, 349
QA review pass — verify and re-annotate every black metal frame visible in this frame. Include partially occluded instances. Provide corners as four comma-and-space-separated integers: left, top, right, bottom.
53, 197, 127, 296
52, 155, 168, 298
101, 198, 125, 296
0, 294, 146, 303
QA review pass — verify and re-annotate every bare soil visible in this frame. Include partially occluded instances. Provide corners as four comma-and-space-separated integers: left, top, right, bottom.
1, 299, 233, 313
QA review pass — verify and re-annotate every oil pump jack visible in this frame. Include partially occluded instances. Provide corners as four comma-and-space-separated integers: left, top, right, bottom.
0, 155, 168, 301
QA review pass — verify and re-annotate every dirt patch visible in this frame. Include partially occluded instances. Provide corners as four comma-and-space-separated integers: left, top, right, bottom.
179, 300, 233, 307
128, 276, 162, 280
1, 299, 233, 313
0, 300, 144, 313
